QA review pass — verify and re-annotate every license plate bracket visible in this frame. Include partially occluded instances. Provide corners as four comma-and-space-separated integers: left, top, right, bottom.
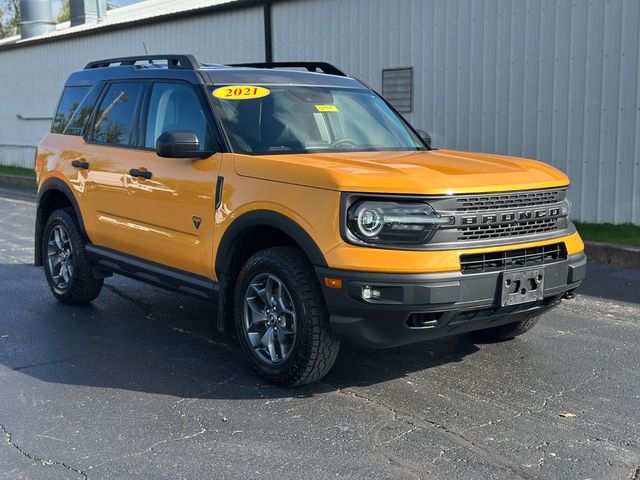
500, 269, 544, 307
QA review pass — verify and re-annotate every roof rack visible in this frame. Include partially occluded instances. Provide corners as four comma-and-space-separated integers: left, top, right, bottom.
85, 54, 199, 70
229, 62, 347, 77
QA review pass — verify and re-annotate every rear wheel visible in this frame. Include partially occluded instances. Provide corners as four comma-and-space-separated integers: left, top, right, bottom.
234, 247, 340, 386
468, 315, 540, 342
43, 208, 103, 305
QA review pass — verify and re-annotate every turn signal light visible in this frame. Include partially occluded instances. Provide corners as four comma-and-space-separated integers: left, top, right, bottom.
324, 277, 343, 289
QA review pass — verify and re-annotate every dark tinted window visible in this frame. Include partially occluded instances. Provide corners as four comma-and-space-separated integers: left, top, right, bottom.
51, 86, 91, 134
65, 86, 102, 136
144, 83, 208, 150
91, 82, 144, 146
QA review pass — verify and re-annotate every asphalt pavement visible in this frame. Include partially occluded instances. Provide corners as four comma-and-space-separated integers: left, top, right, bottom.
0, 185, 639, 480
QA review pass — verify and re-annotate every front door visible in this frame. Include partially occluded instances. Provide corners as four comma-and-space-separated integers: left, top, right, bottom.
119, 81, 222, 278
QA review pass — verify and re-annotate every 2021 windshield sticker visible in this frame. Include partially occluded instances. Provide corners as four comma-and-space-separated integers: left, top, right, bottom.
213, 85, 270, 100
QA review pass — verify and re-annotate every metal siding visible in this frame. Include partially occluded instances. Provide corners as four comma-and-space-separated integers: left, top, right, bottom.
272, 0, 640, 224
0, 6, 264, 169
1, 0, 639, 224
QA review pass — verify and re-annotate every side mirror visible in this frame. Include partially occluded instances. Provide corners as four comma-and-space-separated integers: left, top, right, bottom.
155, 130, 212, 159
415, 129, 432, 148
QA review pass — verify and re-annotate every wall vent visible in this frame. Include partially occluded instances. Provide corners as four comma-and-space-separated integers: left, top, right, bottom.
382, 67, 413, 113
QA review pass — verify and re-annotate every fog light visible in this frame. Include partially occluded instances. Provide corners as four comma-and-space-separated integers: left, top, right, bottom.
362, 285, 381, 300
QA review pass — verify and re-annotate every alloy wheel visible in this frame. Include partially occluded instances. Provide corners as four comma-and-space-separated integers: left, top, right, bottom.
243, 273, 297, 365
47, 225, 74, 290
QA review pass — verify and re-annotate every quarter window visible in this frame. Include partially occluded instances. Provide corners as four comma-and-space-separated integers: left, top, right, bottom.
91, 82, 143, 146
51, 86, 91, 134
145, 83, 208, 150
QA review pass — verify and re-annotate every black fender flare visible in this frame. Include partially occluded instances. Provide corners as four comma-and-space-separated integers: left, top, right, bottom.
214, 210, 329, 331
214, 209, 328, 278
35, 178, 89, 266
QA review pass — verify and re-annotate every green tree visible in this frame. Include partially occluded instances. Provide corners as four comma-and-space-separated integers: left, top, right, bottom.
0, 0, 20, 39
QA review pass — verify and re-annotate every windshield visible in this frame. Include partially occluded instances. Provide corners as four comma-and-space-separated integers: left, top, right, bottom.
210, 85, 426, 155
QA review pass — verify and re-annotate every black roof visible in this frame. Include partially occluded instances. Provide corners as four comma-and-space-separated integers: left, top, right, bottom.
66, 55, 363, 89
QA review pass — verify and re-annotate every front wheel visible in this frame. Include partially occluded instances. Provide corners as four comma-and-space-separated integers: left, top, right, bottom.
468, 315, 541, 342
234, 247, 340, 386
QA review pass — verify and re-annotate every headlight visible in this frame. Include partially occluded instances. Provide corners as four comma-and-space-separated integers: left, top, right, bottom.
346, 200, 451, 245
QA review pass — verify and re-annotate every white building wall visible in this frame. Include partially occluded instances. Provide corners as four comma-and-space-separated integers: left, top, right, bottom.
0, 6, 264, 169
272, 0, 640, 225
1, 0, 639, 224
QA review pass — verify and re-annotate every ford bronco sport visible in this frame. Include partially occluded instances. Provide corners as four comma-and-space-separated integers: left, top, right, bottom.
35, 54, 586, 386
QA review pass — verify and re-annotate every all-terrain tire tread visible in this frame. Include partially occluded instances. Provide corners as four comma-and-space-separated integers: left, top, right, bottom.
234, 247, 340, 386
470, 315, 541, 342
43, 208, 103, 305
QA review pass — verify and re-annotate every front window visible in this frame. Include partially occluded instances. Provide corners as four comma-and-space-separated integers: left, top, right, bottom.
145, 82, 209, 150
210, 86, 426, 155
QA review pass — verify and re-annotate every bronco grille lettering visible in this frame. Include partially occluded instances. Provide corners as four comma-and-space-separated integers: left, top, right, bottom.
459, 206, 563, 226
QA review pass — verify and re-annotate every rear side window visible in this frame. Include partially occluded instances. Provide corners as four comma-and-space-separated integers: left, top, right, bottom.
51, 86, 91, 134
64, 86, 102, 136
90, 82, 144, 146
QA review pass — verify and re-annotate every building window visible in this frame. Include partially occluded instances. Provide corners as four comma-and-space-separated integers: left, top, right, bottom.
382, 67, 413, 114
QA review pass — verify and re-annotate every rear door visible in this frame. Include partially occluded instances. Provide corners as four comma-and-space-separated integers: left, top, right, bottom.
119, 81, 222, 278
81, 81, 146, 249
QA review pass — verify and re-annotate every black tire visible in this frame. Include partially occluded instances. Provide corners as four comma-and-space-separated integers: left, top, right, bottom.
468, 315, 541, 342
42, 208, 103, 305
234, 247, 340, 386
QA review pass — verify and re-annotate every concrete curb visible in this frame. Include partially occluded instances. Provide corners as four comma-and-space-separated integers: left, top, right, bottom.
585, 241, 640, 270
0, 174, 36, 189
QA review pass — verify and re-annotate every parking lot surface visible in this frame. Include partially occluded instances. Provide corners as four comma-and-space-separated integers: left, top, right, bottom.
0, 186, 639, 480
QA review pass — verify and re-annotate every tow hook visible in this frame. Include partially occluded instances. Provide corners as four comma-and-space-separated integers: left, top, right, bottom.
562, 290, 577, 300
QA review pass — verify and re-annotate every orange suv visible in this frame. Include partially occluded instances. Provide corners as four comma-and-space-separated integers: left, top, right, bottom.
35, 55, 586, 385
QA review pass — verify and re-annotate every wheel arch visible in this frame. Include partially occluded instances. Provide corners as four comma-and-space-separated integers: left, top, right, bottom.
35, 178, 88, 266
214, 210, 328, 331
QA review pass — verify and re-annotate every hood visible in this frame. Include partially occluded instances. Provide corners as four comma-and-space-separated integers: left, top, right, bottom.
233, 149, 569, 195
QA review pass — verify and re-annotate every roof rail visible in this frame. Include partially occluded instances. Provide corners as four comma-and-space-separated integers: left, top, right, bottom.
229, 62, 347, 77
85, 54, 199, 70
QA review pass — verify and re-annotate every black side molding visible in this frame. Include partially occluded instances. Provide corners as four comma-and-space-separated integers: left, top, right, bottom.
86, 245, 218, 302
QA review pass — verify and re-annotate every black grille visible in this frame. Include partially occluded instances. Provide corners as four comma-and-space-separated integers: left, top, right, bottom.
455, 189, 564, 212
458, 218, 559, 241
460, 243, 567, 274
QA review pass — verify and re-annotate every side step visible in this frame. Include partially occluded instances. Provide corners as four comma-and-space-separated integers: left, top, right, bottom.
85, 245, 218, 302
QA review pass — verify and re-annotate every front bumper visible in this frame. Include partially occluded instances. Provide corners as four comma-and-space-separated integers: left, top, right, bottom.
316, 252, 586, 348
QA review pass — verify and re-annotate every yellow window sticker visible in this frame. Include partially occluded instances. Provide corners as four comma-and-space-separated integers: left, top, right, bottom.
212, 85, 270, 100
315, 105, 339, 112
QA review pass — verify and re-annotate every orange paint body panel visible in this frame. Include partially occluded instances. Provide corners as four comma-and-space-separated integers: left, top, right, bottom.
233, 149, 569, 195
37, 134, 221, 278
38, 139, 583, 282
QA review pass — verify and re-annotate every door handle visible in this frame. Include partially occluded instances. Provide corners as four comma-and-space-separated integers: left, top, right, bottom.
71, 160, 89, 169
129, 168, 153, 180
